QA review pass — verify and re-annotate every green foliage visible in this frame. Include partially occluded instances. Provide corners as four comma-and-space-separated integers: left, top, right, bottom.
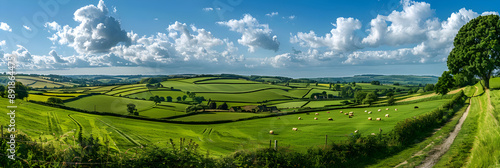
193, 96, 205, 104
152, 95, 162, 105
363, 92, 378, 105
447, 15, 500, 89
0, 85, 5, 97
47, 97, 63, 104
436, 71, 454, 95
185, 104, 208, 112
387, 96, 395, 106
371, 81, 381, 85
416, 89, 424, 93
166, 96, 172, 102
453, 72, 475, 87
354, 90, 367, 104
139, 77, 165, 84
334, 84, 341, 91
424, 84, 434, 92
217, 102, 228, 110
386, 91, 394, 97
127, 103, 137, 113
7, 82, 29, 100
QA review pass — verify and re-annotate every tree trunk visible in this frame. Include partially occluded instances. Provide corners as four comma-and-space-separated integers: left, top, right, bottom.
484, 77, 490, 89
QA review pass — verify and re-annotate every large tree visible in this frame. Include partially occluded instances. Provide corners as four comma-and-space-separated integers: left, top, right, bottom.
447, 15, 500, 89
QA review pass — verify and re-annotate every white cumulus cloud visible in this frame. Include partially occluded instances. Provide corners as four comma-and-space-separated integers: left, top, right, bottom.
49, 0, 131, 54
0, 22, 12, 32
218, 14, 280, 52
291, 17, 362, 52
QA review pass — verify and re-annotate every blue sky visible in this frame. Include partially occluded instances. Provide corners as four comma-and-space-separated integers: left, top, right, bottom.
0, 0, 498, 78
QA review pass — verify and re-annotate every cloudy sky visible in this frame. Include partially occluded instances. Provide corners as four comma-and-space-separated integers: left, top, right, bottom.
0, 0, 498, 78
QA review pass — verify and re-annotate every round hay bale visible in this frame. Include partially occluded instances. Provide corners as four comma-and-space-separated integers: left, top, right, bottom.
368, 117, 372, 120
368, 112, 372, 114
378, 109, 381, 112
327, 111, 330, 113
292, 128, 298, 131
395, 108, 398, 111
385, 114, 389, 117
314, 117, 318, 120
269, 130, 274, 134
340, 111, 343, 113
354, 130, 359, 133
277, 117, 280, 119
328, 117, 333, 121
364, 110, 367, 112
386, 108, 389, 110
376, 118, 381, 121
371, 133, 376, 135
298, 117, 302, 120
315, 113, 319, 115
344, 113, 348, 115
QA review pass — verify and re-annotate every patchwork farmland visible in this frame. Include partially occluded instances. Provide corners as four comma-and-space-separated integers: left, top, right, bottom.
3, 73, 497, 168
1, 75, 473, 159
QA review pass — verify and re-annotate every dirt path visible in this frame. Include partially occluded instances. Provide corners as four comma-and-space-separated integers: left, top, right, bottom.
415, 103, 470, 168
396, 87, 464, 103
413, 86, 476, 168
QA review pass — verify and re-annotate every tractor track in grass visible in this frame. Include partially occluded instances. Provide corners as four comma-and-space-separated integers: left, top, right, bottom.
95, 118, 142, 147
401, 86, 476, 168
68, 114, 83, 138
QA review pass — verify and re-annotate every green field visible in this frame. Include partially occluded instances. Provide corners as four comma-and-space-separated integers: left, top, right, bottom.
273, 101, 308, 108
172, 112, 268, 121
65, 95, 155, 114
0, 94, 454, 157
140, 105, 188, 118
161, 80, 290, 92
467, 86, 500, 167
0, 76, 474, 164
305, 88, 340, 98
196, 89, 291, 102
304, 100, 344, 108
28, 93, 87, 102
195, 79, 262, 84
15, 76, 76, 88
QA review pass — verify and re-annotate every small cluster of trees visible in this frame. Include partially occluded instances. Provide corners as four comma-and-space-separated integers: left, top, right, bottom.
354, 91, 379, 105
47, 97, 63, 104
127, 103, 138, 115
0, 82, 29, 100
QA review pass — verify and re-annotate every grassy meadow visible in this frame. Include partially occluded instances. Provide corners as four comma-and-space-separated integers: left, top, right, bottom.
0, 76, 480, 165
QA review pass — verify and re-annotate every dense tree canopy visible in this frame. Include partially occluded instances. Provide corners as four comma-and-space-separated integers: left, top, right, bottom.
447, 15, 500, 89
435, 71, 454, 95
